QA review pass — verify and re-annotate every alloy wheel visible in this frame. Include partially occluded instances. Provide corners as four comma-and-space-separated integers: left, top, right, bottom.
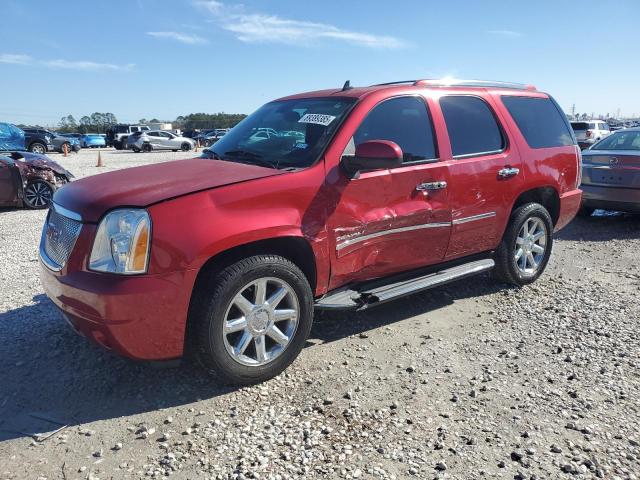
222, 277, 299, 367
31, 144, 45, 154
24, 181, 53, 208
514, 217, 547, 275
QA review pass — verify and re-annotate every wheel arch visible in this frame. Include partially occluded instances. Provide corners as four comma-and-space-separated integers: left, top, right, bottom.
184, 235, 318, 355
511, 186, 560, 226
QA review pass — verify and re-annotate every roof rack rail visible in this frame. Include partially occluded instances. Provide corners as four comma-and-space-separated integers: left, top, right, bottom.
373, 78, 537, 91
373, 80, 418, 86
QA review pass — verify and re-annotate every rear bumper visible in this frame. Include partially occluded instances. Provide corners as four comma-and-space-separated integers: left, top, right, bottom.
555, 189, 582, 231
40, 261, 197, 360
581, 184, 640, 213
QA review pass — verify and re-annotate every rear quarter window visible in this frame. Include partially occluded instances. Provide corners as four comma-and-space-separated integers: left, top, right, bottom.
501, 96, 575, 149
439, 96, 505, 157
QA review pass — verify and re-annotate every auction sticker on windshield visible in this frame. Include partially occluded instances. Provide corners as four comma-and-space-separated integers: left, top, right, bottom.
298, 114, 336, 126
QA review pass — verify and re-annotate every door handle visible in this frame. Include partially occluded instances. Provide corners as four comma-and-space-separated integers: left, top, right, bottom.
498, 167, 520, 179
416, 181, 447, 192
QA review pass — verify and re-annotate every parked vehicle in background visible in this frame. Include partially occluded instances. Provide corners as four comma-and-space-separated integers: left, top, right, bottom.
40, 79, 581, 384
201, 129, 228, 147
579, 127, 640, 215
130, 130, 195, 152
80, 134, 106, 148
23, 128, 80, 153
21, 128, 54, 154
106, 124, 150, 150
0, 123, 74, 209
571, 120, 611, 149
60, 133, 83, 140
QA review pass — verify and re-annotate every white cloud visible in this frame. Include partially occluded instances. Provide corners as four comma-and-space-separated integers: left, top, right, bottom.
146, 31, 208, 45
194, 1, 406, 49
0, 53, 134, 71
0, 53, 32, 65
43, 59, 135, 71
487, 30, 523, 37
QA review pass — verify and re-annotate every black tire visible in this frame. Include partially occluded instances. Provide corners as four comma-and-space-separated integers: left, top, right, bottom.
132, 146, 141, 153
114, 140, 123, 150
493, 202, 553, 286
28, 142, 46, 154
142, 143, 152, 153
191, 255, 314, 385
181, 142, 191, 152
577, 205, 595, 217
23, 179, 54, 209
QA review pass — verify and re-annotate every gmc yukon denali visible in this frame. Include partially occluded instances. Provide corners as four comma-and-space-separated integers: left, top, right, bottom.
40, 79, 582, 384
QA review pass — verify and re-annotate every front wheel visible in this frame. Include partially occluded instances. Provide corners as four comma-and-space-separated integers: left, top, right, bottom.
493, 202, 553, 286
29, 142, 46, 154
181, 142, 191, 152
142, 143, 152, 153
191, 255, 313, 385
23, 179, 54, 209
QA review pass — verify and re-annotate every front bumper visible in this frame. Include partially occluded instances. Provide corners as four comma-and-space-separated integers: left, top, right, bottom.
581, 184, 640, 213
39, 224, 197, 360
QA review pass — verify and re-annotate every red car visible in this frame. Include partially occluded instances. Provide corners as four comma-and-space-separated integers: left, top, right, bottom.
40, 79, 582, 384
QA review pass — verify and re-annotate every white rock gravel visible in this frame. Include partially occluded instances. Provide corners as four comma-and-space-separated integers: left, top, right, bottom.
1, 148, 639, 479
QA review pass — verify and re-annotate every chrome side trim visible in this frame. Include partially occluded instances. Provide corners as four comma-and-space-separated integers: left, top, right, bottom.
452, 212, 496, 225
336, 222, 451, 251
51, 202, 82, 222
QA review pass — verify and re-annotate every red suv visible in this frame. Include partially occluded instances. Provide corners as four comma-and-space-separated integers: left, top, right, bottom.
40, 79, 582, 384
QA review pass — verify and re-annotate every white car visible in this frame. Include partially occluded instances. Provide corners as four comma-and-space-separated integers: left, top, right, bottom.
131, 131, 195, 152
571, 120, 611, 149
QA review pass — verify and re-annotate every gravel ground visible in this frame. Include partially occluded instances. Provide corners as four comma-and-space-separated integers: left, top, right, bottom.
1, 148, 639, 479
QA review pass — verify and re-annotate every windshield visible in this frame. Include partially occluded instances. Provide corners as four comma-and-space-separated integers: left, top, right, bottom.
592, 130, 640, 151
571, 122, 588, 130
201, 97, 356, 169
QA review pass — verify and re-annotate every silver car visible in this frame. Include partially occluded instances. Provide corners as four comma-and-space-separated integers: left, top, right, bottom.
131, 131, 195, 152
580, 127, 640, 215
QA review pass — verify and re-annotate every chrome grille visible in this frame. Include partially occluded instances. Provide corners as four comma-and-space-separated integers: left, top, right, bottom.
41, 207, 82, 270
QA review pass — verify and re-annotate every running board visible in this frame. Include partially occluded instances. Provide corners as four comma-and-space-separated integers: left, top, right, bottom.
315, 259, 495, 311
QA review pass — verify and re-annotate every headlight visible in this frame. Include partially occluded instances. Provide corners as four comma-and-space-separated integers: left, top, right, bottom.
89, 209, 151, 274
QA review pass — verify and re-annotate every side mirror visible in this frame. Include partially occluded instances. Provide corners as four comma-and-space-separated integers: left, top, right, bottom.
341, 140, 402, 177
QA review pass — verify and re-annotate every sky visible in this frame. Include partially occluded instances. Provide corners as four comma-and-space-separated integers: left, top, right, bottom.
1, 0, 638, 126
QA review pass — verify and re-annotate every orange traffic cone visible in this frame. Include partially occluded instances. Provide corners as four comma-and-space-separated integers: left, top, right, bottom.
195, 139, 200, 152
96, 150, 104, 167
63, 143, 68, 157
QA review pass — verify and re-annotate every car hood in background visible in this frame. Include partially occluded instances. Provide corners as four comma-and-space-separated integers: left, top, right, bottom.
8, 151, 69, 175
53, 158, 285, 222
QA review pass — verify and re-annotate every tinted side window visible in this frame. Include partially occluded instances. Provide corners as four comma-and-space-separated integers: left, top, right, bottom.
501, 96, 574, 148
440, 96, 504, 157
353, 96, 437, 163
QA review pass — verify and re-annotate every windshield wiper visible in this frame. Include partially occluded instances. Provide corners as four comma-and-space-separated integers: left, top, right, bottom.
223, 150, 278, 169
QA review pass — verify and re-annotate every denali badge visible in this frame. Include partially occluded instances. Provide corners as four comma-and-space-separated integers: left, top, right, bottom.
609, 157, 619, 165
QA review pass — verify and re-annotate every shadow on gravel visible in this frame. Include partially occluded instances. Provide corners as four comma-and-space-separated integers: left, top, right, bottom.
311, 274, 507, 345
0, 295, 236, 443
557, 211, 640, 242
0, 276, 506, 443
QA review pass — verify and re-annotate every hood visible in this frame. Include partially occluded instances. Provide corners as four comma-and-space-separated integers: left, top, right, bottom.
54, 158, 284, 222
10, 151, 69, 175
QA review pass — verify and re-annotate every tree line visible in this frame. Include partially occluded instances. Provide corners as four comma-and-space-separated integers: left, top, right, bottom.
50, 112, 247, 133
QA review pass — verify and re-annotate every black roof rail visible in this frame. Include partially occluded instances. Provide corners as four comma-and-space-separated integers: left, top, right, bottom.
372, 78, 536, 91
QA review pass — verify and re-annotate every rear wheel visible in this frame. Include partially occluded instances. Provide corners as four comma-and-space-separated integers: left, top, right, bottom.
23, 180, 54, 209
181, 142, 191, 152
493, 202, 553, 286
192, 255, 313, 385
